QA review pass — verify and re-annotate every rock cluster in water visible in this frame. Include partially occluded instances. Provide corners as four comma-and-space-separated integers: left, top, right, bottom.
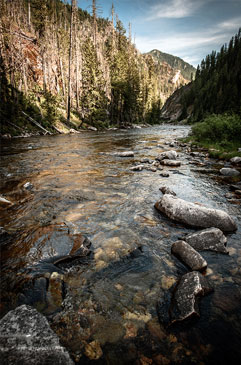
155, 179, 237, 324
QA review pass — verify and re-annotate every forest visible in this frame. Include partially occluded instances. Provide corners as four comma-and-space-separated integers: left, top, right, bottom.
0, 0, 168, 135
180, 28, 241, 122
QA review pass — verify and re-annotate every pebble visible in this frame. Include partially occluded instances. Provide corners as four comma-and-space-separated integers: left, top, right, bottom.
160, 172, 170, 177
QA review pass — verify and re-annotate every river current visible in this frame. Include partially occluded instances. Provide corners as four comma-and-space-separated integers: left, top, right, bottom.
1, 125, 241, 364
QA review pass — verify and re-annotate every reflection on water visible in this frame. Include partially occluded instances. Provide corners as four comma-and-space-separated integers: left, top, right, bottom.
1, 125, 241, 364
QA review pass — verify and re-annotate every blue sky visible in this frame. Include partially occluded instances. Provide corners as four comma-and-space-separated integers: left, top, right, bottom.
78, 0, 241, 67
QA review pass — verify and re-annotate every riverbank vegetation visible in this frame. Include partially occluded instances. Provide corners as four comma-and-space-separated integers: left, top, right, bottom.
187, 113, 241, 159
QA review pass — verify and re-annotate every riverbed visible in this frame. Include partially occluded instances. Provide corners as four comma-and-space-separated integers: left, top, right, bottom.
1, 125, 241, 364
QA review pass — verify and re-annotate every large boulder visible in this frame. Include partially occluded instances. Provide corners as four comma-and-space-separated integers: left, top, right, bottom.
183, 227, 228, 254
0, 305, 74, 365
171, 240, 207, 271
220, 168, 240, 176
155, 194, 237, 232
170, 271, 213, 323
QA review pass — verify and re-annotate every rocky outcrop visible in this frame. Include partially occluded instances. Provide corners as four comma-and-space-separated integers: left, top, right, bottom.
220, 168, 240, 176
171, 240, 207, 271
183, 227, 228, 254
155, 194, 237, 232
0, 305, 74, 365
170, 271, 213, 323
160, 83, 192, 122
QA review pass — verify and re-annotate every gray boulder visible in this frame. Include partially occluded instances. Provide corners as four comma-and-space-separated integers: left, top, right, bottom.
230, 156, 241, 165
184, 227, 228, 254
170, 271, 213, 323
220, 167, 240, 176
160, 159, 181, 167
171, 240, 207, 271
156, 150, 178, 161
0, 305, 74, 365
155, 194, 237, 232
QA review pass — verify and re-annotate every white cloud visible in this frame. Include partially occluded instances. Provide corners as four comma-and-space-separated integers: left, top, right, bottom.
147, 0, 208, 20
135, 14, 241, 66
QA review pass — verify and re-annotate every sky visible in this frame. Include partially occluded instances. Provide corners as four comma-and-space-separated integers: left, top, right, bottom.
78, 0, 241, 67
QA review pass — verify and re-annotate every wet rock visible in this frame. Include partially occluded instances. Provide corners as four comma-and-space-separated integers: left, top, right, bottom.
170, 271, 213, 323
0, 196, 12, 205
171, 240, 207, 271
25, 223, 92, 265
183, 227, 228, 254
130, 164, 145, 171
234, 190, 241, 196
220, 167, 240, 176
160, 160, 181, 167
159, 186, 176, 196
23, 182, 33, 190
84, 340, 103, 360
156, 150, 178, 161
160, 172, 170, 177
145, 166, 157, 172
140, 158, 152, 164
155, 194, 237, 232
115, 151, 134, 157
0, 305, 74, 364
230, 156, 241, 165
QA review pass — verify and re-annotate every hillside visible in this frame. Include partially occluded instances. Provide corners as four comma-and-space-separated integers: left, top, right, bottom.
0, 0, 161, 136
160, 28, 241, 123
146, 49, 196, 81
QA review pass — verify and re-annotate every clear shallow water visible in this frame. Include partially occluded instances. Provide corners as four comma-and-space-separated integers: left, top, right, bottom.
1, 125, 241, 364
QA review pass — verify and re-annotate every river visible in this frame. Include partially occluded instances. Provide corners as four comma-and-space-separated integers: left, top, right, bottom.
1, 125, 241, 364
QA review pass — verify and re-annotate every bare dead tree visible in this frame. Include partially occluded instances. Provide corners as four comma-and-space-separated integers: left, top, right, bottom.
67, 0, 77, 122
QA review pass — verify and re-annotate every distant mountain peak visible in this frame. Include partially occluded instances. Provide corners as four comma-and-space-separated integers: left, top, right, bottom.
145, 49, 196, 81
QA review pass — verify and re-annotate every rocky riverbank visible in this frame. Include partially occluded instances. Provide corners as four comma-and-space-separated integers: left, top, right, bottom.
1, 126, 241, 364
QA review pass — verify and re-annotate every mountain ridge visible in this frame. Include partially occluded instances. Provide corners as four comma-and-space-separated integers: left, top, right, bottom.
145, 49, 196, 81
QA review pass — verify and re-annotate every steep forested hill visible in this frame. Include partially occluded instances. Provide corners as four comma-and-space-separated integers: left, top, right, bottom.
0, 0, 186, 136
161, 29, 241, 123
146, 49, 196, 81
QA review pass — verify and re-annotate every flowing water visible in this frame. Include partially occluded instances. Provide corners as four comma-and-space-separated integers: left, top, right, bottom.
1, 125, 241, 364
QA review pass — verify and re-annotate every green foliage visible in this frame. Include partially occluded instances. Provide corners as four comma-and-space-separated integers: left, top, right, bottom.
191, 114, 241, 143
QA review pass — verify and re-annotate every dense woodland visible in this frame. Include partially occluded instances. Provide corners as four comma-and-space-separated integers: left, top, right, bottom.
0, 0, 181, 135
180, 28, 241, 122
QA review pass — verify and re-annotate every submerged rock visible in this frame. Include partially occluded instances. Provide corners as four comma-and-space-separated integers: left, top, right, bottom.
171, 240, 207, 272
155, 194, 237, 232
156, 150, 178, 161
159, 186, 176, 196
183, 227, 228, 254
220, 168, 240, 176
170, 271, 213, 323
0, 305, 74, 364
160, 160, 181, 167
